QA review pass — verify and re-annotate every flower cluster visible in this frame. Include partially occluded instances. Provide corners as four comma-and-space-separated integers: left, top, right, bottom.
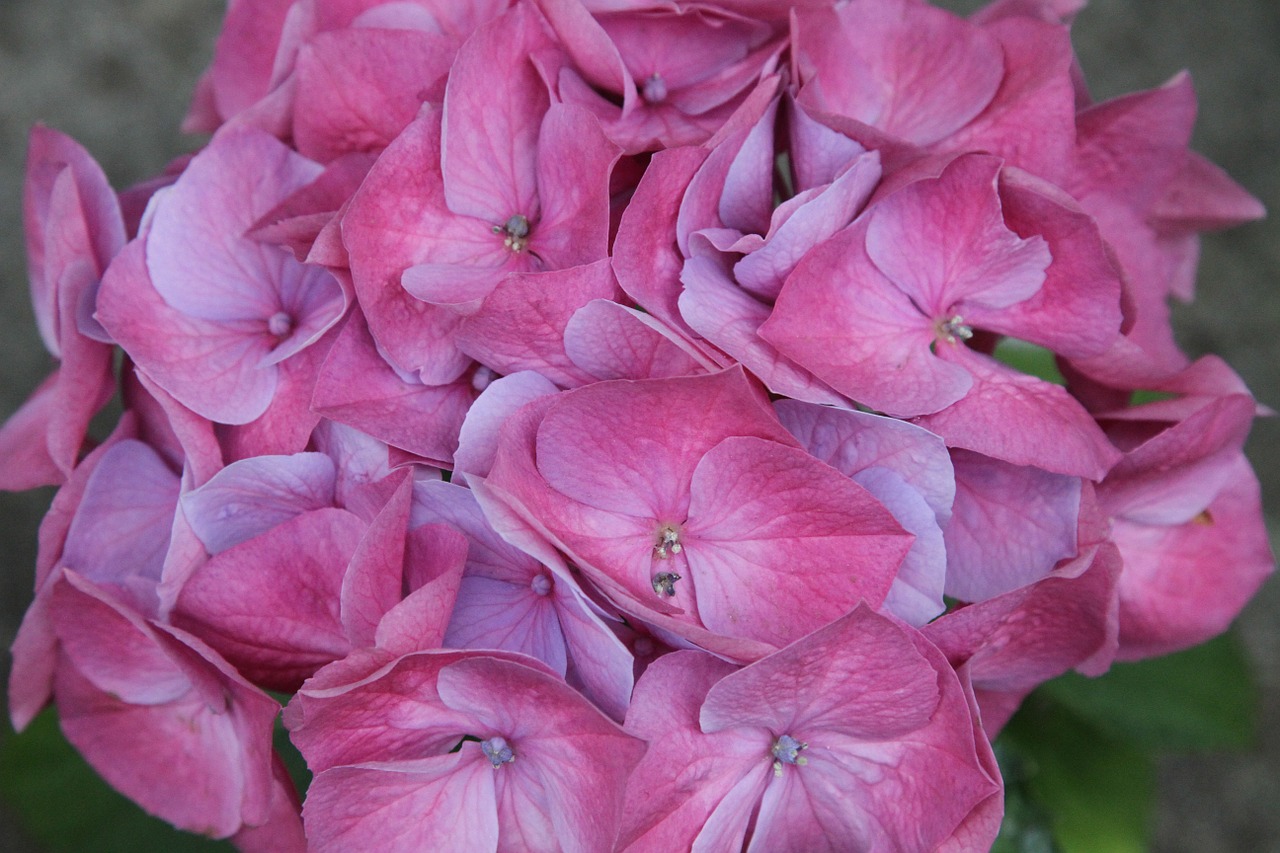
3, 0, 1273, 850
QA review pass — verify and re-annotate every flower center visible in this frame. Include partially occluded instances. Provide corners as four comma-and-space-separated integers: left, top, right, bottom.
771, 734, 808, 776
937, 314, 973, 344
493, 214, 531, 252
654, 524, 683, 559
651, 571, 681, 597
481, 736, 515, 768
267, 311, 294, 338
530, 572, 553, 597
641, 73, 668, 104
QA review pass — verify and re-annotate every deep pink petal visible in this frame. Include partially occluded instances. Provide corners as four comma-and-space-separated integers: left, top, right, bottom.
686, 437, 911, 647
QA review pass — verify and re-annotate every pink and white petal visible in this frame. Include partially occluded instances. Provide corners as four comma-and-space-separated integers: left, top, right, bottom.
216, 327, 331, 462
61, 439, 179, 612
1100, 393, 1255, 525
856, 466, 947, 626
147, 125, 323, 321
552, 579, 635, 721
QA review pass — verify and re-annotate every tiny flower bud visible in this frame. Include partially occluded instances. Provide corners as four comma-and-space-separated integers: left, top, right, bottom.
641, 73, 668, 104
481, 736, 515, 768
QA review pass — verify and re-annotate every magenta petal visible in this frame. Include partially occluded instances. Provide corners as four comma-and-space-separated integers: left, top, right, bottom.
374, 522, 468, 656
172, 507, 366, 691
312, 310, 475, 466
51, 573, 278, 836
761, 222, 972, 416
341, 473, 414, 648
1114, 456, 1274, 660
303, 755, 499, 853
865, 154, 1050, 314
533, 369, 791, 519
686, 437, 911, 646
441, 4, 551, 223
564, 299, 710, 382
293, 28, 454, 163
917, 345, 1122, 479
797, 1, 1002, 146
618, 651, 763, 853
456, 260, 621, 386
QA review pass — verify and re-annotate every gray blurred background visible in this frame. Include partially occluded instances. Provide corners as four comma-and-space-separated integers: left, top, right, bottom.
0, 0, 1276, 850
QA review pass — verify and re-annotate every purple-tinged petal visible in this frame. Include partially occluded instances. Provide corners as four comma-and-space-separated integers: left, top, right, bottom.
181, 452, 335, 555
678, 256, 847, 405
455, 370, 561, 480
943, 449, 1081, 602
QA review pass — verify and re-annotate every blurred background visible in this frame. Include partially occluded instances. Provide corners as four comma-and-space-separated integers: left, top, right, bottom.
0, 0, 1276, 850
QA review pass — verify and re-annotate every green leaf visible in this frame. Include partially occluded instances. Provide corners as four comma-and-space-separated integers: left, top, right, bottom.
1038, 631, 1257, 751
0, 708, 233, 852
1001, 698, 1155, 853
992, 339, 1066, 385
